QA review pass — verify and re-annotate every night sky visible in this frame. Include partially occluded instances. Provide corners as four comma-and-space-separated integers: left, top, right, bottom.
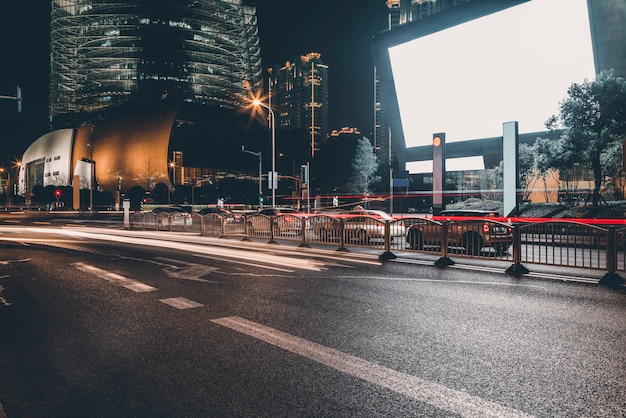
0, 1, 388, 157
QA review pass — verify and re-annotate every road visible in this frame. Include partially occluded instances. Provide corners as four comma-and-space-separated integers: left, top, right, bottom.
0, 226, 625, 417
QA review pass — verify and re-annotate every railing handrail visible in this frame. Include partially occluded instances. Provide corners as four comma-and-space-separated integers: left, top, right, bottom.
128, 212, 626, 285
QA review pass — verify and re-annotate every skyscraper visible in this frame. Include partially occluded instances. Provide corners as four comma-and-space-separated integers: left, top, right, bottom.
49, 0, 262, 126
268, 53, 329, 158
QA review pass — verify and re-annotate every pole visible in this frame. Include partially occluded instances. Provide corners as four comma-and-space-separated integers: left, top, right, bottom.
390, 168, 394, 215
258, 151, 263, 209
271, 110, 276, 208
306, 162, 311, 213
252, 100, 276, 207
87, 142, 93, 214
7, 170, 10, 209
242, 146, 263, 209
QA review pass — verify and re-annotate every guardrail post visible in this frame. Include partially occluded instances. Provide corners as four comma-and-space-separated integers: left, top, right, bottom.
600, 226, 625, 286
434, 220, 454, 266
379, 220, 396, 260
219, 216, 227, 238
299, 216, 311, 248
242, 215, 252, 241
268, 216, 278, 245
505, 224, 529, 275
337, 218, 349, 252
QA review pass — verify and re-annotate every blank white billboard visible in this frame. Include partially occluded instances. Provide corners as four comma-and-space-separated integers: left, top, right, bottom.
388, 0, 595, 148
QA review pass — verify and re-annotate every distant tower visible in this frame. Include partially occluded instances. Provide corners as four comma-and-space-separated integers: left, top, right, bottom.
374, 0, 471, 178
49, 0, 262, 126
269, 53, 329, 158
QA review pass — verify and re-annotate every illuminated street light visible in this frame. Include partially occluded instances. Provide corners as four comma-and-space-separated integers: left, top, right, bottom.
252, 99, 276, 208
168, 161, 176, 207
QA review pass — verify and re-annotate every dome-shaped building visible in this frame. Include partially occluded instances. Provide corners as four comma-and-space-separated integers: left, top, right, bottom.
18, 100, 273, 206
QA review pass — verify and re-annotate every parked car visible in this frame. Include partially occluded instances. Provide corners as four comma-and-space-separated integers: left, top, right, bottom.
313, 209, 406, 244
247, 207, 305, 235
151, 206, 193, 230
197, 207, 243, 223
406, 209, 512, 255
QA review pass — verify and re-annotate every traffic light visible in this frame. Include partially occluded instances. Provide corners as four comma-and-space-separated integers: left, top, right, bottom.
54, 189, 62, 198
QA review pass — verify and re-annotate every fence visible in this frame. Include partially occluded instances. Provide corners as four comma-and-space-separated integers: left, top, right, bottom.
130, 211, 626, 285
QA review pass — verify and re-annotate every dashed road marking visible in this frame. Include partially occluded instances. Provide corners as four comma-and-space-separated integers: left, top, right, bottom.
72, 262, 158, 292
159, 297, 204, 309
211, 316, 535, 418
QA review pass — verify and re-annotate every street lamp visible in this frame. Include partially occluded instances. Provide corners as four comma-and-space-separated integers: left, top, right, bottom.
0, 168, 10, 209
242, 145, 263, 209
168, 161, 176, 207
252, 99, 276, 208
169, 161, 176, 185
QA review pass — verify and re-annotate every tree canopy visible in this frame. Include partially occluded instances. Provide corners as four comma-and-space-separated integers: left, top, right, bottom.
348, 137, 381, 195
542, 70, 626, 206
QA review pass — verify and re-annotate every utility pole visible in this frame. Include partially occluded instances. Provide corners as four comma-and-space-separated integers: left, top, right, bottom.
242, 145, 263, 209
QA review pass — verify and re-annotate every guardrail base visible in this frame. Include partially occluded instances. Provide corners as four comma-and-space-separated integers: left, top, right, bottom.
434, 257, 455, 267
599, 272, 625, 286
379, 251, 396, 261
505, 263, 530, 275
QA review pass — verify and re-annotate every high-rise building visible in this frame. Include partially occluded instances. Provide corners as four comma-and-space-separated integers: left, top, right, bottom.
374, 0, 470, 178
268, 52, 329, 158
49, 0, 263, 126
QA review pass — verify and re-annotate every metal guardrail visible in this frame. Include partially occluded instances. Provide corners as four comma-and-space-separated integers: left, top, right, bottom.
130, 212, 626, 285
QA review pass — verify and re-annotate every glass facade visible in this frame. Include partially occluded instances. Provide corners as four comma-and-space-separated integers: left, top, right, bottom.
50, 0, 262, 123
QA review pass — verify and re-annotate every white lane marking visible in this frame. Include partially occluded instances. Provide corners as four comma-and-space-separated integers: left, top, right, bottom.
0, 258, 31, 265
211, 316, 535, 418
159, 297, 204, 309
0, 285, 11, 307
35, 228, 325, 271
394, 258, 600, 283
191, 253, 294, 273
337, 276, 549, 289
72, 262, 158, 292
155, 257, 222, 282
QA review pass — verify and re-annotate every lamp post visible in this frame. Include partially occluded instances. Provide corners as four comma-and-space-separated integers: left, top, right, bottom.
0, 168, 10, 209
242, 145, 263, 209
252, 99, 276, 208
168, 161, 176, 207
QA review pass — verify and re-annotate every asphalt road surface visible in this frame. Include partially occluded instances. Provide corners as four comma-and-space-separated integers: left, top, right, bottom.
0, 227, 625, 417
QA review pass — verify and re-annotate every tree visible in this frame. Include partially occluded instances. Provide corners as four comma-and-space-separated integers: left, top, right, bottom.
348, 137, 381, 195
127, 185, 146, 211
546, 70, 626, 207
